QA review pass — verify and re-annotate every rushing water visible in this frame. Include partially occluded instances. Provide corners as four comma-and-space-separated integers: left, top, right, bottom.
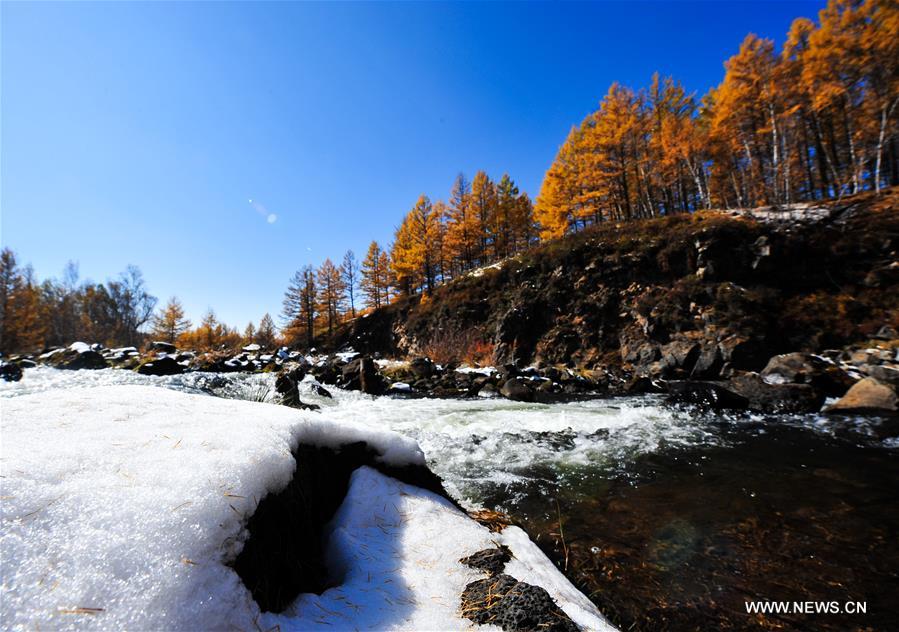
3, 368, 898, 630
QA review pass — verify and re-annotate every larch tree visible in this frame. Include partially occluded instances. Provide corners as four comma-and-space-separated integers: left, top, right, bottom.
255, 313, 278, 349
150, 297, 192, 343
316, 258, 344, 337
361, 241, 385, 309
341, 250, 359, 318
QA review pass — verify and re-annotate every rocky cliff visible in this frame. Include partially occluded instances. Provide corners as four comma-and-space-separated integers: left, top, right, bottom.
337, 190, 898, 385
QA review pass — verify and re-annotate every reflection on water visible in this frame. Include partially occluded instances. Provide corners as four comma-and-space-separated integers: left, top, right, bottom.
4, 368, 897, 629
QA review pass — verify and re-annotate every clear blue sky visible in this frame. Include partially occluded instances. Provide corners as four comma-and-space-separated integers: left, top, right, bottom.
2, 0, 823, 329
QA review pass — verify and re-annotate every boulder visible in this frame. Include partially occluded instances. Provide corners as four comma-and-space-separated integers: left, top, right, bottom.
659, 339, 700, 376
690, 341, 723, 379
149, 341, 177, 354
726, 373, 824, 413
460, 574, 578, 632
825, 377, 898, 415
477, 383, 500, 398
499, 378, 535, 402
718, 335, 769, 372
760, 352, 853, 397
44, 346, 108, 370
136, 356, 184, 376
0, 361, 23, 382
408, 357, 435, 379
668, 380, 748, 410
357, 356, 379, 394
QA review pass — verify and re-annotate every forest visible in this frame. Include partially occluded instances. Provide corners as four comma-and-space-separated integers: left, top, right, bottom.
0, 0, 895, 355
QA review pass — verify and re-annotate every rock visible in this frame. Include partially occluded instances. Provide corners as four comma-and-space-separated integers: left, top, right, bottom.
858, 364, 899, 388
0, 361, 24, 382
659, 340, 700, 376
460, 574, 578, 632
149, 341, 177, 354
275, 370, 320, 410
311, 383, 332, 398
668, 380, 749, 410
825, 377, 898, 415
760, 352, 853, 397
718, 335, 769, 372
44, 347, 108, 370
408, 357, 435, 379
477, 383, 500, 398
359, 356, 385, 395
874, 325, 898, 340
625, 375, 664, 394
460, 546, 511, 576
136, 356, 184, 376
690, 341, 723, 379
726, 373, 824, 413
500, 378, 535, 402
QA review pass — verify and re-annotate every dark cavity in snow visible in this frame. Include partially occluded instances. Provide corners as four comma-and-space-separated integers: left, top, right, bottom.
231, 441, 452, 613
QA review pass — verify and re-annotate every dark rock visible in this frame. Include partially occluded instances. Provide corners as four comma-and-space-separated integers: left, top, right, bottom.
690, 341, 723, 379
718, 335, 769, 372
275, 371, 321, 410
0, 361, 23, 382
825, 377, 898, 415
408, 357, 435, 379
660, 339, 700, 375
874, 325, 898, 340
460, 546, 511, 576
311, 383, 332, 398
668, 380, 749, 410
760, 352, 853, 397
45, 348, 108, 371
726, 373, 825, 413
625, 375, 664, 394
461, 574, 578, 632
136, 356, 184, 376
149, 341, 177, 354
359, 356, 385, 395
500, 378, 535, 402
478, 383, 500, 398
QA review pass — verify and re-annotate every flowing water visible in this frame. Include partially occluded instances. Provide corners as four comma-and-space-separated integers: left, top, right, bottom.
3, 368, 898, 630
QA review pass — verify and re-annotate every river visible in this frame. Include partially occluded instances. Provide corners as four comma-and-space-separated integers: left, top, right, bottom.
3, 367, 897, 630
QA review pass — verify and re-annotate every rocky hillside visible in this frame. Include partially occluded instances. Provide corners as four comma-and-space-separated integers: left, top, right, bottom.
338, 189, 898, 383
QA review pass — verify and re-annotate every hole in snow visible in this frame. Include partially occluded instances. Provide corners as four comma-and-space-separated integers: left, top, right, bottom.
231, 441, 453, 613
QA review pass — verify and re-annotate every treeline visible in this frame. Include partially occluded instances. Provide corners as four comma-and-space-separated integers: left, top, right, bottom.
536, 0, 898, 236
0, 248, 280, 354
279, 170, 537, 346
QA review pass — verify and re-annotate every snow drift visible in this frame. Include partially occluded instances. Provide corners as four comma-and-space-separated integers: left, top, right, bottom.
0, 385, 611, 631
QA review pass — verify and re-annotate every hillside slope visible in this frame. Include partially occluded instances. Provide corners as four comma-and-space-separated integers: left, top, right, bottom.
338, 189, 898, 383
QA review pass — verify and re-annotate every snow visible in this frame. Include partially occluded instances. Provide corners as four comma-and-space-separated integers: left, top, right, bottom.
263, 467, 613, 631
388, 382, 413, 392
455, 365, 497, 376
243, 343, 261, 352
0, 384, 611, 631
68, 341, 92, 354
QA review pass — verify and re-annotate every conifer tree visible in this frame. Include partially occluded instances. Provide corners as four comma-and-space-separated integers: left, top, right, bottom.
341, 250, 359, 318
255, 313, 277, 349
361, 241, 385, 309
150, 297, 192, 343
316, 258, 344, 337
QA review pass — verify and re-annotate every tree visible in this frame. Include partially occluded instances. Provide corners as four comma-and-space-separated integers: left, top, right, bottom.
107, 265, 157, 346
282, 266, 317, 348
150, 297, 192, 343
316, 258, 344, 337
469, 171, 496, 265
445, 173, 477, 273
341, 250, 359, 318
361, 241, 385, 309
243, 322, 256, 344
0, 249, 45, 353
255, 313, 278, 349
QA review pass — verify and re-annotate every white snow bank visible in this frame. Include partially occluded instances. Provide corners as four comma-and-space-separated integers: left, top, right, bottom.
263, 466, 613, 632
0, 386, 612, 631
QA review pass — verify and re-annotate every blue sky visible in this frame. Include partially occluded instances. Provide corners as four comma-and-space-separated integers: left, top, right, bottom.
2, 0, 823, 329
